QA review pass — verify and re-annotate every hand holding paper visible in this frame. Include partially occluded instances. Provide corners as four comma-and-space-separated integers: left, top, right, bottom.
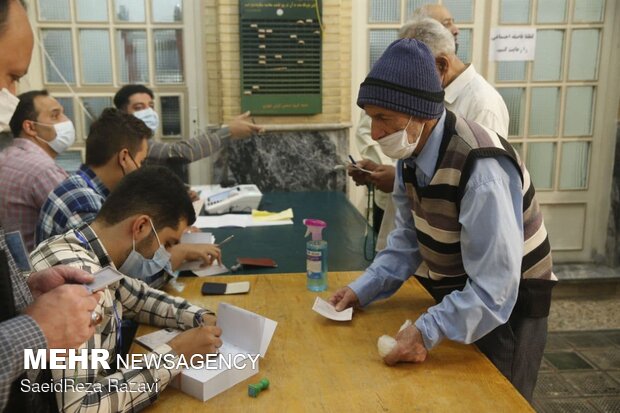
312, 297, 353, 321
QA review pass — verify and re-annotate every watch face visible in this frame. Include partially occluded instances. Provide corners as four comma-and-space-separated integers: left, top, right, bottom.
5, 231, 32, 272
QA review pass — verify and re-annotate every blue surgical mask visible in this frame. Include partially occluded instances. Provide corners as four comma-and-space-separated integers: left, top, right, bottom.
119, 218, 172, 284
133, 108, 159, 133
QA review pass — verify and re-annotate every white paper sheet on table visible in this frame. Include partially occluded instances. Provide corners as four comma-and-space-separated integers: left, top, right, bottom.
312, 297, 353, 321
194, 214, 293, 228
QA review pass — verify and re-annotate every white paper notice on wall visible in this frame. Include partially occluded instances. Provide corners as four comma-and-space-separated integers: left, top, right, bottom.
489, 27, 536, 61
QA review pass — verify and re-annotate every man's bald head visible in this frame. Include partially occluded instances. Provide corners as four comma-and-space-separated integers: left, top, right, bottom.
411, 4, 459, 42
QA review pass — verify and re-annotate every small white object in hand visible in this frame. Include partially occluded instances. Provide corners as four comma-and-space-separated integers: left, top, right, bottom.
377, 319, 412, 358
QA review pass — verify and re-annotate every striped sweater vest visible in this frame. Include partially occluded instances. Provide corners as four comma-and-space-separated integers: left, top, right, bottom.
403, 111, 557, 317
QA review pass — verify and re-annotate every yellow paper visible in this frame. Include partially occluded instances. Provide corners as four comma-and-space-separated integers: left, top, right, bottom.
251, 208, 294, 222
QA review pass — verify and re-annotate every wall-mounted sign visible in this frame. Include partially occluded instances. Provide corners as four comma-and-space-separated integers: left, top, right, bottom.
489, 27, 536, 61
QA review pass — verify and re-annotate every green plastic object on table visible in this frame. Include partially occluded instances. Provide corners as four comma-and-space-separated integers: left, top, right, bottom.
248, 378, 269, 398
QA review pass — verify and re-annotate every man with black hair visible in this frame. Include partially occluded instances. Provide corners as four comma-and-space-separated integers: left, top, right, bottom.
114, 84, 263, 166
37, 108, 220, 286
0, 89, 75, 250
36, 107, 151, 245
30, 166, 223, 412
0, 1, 100, 411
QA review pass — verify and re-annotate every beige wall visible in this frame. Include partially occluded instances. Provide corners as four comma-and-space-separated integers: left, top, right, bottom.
202, 0, 352, 125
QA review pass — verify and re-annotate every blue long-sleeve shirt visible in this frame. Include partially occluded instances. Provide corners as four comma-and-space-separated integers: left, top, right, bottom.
349, 110, 524, 350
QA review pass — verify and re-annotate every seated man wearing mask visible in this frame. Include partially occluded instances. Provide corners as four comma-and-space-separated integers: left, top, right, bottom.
37, 108, 220, 287
0, 90, 75, 250
30, 166, 223, 412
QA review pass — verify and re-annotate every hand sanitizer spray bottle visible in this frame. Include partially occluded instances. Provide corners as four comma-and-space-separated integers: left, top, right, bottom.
303, 219, 327, 291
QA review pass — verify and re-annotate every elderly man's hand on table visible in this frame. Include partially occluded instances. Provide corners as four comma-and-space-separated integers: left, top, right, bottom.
383, 324, 428, 365
328, 286, 360, 312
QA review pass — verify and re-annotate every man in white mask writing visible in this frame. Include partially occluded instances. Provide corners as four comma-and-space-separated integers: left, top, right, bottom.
0, 90, 76, 250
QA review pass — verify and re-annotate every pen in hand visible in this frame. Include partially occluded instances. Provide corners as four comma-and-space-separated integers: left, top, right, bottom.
348, 155, 372, 173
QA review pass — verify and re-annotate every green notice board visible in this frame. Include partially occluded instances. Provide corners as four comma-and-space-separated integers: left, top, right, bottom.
240, 0, 323, 115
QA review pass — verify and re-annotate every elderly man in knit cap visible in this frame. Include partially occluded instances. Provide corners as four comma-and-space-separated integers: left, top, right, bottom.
330, 39, 557, 402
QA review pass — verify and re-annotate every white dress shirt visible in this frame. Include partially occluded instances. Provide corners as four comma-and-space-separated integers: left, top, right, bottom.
444, 64, 510, 138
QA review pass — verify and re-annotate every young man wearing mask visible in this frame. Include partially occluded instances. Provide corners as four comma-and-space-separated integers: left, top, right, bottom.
30, 166, 223, 412
113, 84, 264, 167
37, 108, 221, 287
0, 90, 75, 250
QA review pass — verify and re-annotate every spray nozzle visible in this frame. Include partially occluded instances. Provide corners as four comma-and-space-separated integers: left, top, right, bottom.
303, 218, 327, 241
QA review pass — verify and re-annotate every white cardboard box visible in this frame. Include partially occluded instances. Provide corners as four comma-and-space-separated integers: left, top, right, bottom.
168, 302, 277, 402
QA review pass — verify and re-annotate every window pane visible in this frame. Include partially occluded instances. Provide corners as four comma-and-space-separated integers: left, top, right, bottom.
79, 30, 113, 84
456, 28, 471, 64
369, 29, 398, 68
536, 0, 566, 23
116, 30, 149, 83
532, 30, 563, 81
369, 0, 400, 23
497, 61, 527, 81
443, 0, 474, 23
510, 142, 523, 158
500, 0, 531, 24
564, 87, 594, 136
568, 29, 600, 80
154, 30, 184, 83
160, 96, 181, 136
55, 150, 83, 174
406, 0, 433, 18
527, 142, 556, 189
76, 0, 108, 22
529, 87, 559, 136
498, 88, 525, 136
38, 0, 70, 21
55, 97, 75, 125
574, 0, 604, 22
115, 0, 146, 22
152, 0, 183, 22
560, 142, 589, 189
41, 30, 75, 84
81, 97, 113, 136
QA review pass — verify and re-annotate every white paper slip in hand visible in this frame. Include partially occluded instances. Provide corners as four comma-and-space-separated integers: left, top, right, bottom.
84, 266, 124, 293
312, 297, 353, 321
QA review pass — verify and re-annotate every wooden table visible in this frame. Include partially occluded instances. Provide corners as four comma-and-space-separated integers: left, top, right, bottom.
134, 272, 533, 412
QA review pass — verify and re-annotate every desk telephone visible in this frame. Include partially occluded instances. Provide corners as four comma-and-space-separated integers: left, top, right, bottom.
204, 184, 263, 214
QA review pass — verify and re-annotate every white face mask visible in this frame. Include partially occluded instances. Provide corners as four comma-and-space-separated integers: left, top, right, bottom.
0, 88, 20, 133
133, 108, 159, 133
35, 120, 76, 154
377, 117, 424, 160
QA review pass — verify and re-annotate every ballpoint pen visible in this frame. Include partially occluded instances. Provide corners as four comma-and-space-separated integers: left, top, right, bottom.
217, 235, 234, 246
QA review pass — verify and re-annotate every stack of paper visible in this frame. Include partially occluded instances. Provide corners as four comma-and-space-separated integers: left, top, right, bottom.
136, 303, 278, 402
194, 213, 293, 229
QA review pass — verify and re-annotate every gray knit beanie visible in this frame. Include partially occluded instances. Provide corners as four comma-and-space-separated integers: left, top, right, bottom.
357, 38, 444, 119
